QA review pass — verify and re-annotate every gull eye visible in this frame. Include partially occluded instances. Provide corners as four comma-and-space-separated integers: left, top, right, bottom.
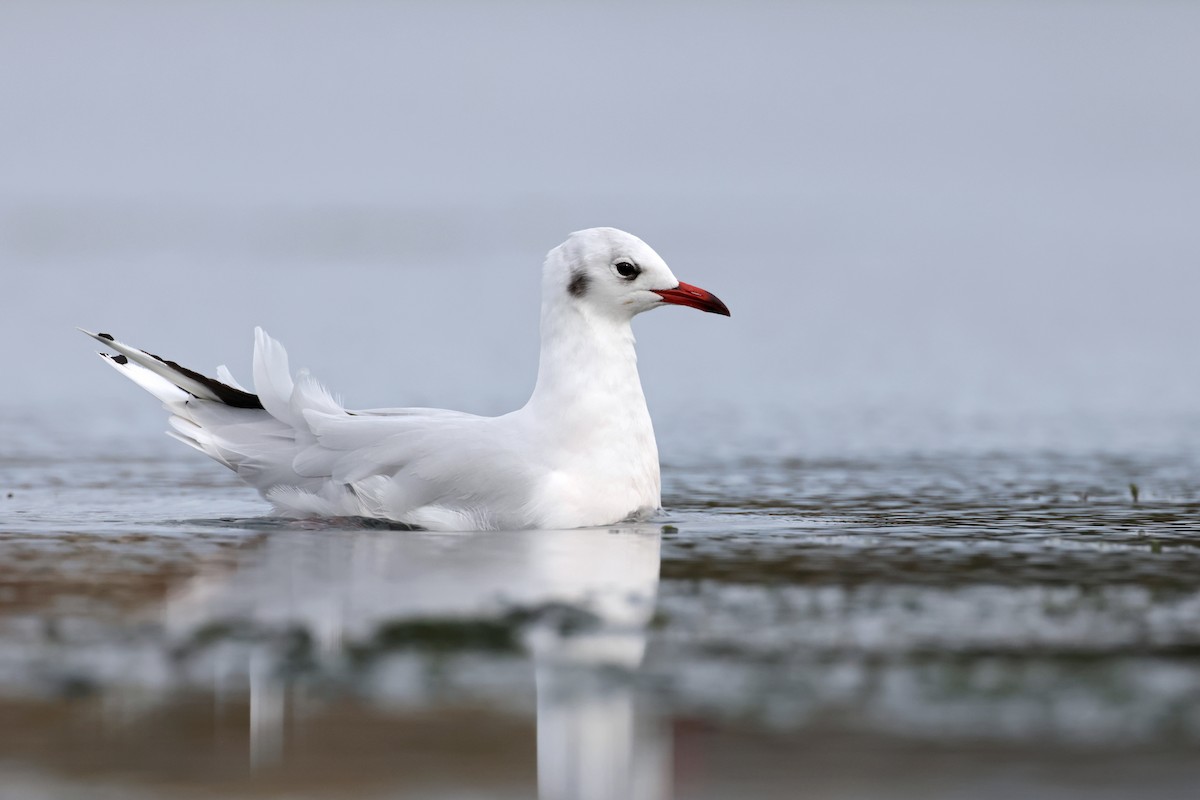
614, 260, 640, 280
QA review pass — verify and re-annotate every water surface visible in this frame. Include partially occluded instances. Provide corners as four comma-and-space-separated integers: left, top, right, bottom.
3, 412, 1199, 799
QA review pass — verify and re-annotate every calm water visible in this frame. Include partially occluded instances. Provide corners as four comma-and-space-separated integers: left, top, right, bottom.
3, 411, 1200, 799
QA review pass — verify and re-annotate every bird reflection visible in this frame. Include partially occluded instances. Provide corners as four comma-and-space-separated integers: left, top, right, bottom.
163, 523, 668, 799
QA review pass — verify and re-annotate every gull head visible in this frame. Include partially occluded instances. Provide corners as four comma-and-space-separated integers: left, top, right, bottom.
544, 227, 730, 321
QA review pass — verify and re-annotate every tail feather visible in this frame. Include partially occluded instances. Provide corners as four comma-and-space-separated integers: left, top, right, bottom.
216, 364, 250, 392
165, 415, 234, 467
252, 327, 299, 425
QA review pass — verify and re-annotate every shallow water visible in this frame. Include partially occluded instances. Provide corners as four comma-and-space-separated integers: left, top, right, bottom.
3, 413, 1199, 799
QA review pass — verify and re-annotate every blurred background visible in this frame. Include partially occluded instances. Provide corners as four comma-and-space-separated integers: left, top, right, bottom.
2, 0, 1198, 456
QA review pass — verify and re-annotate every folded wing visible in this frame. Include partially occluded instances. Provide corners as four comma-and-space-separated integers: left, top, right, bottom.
84, 328, 537, 528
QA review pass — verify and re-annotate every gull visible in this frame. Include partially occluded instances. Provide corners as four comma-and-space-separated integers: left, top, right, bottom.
81, 227, 729, 531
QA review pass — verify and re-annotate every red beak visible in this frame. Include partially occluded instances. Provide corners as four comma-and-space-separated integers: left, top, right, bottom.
652, 281, 731, 317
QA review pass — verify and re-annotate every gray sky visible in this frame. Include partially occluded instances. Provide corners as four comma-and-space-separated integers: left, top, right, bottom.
2, 0, 1198, 453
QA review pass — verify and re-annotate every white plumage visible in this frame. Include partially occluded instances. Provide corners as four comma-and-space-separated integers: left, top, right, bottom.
83, 227, 729, 531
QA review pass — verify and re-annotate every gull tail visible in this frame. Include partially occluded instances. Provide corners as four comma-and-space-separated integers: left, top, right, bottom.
80, 328, 311, 489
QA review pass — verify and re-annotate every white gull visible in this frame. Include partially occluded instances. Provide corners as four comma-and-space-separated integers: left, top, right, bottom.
82, 227, 729, 530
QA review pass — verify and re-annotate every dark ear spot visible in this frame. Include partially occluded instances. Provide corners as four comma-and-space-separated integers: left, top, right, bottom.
568, 270, 590, 298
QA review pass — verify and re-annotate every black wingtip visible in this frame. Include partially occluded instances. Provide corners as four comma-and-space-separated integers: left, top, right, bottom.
88, 329, 266, 411
143, 349, 265, 410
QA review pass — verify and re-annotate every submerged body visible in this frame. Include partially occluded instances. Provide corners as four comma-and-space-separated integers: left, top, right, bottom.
84, 228, 728, 531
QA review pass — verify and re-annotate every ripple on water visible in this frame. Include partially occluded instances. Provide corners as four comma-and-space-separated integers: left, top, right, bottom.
2, 443, 1200, 776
